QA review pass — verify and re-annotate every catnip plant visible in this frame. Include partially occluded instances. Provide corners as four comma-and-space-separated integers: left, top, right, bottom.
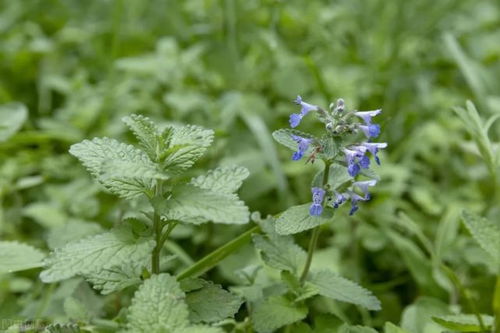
229, 96, 387, 332
38, 114, 251, 332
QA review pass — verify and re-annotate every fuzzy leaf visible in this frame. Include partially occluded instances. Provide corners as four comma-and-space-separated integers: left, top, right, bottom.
432, 314, 494, 332
162, 125, 214, 174
272, 128, 316, 152
186, 282, 243, 323
126, 273, 189, 332
190, 166, 249, 193
0, 241, 45, 274
0, 102, 28, 142
306, 270, 381, 311
84, 262, 144, 295
252, 296, 308, 333
159, 184, 249, 225
70, 138, 167, 199
462, 210, 500, 264
43, 323, 81, 333
122, 114, 162, 161
275, 204, 332, 235
40, 226, 155, 283
252, 233, 306, 274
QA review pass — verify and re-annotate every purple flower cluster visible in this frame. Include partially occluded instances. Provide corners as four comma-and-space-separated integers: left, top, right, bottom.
286, 95, 387, 216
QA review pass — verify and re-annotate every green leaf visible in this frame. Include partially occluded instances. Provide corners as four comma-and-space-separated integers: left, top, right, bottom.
162, 124, 214, 174
47, 220, 104, 250
275, 204, 332, 235
159, 184, 249, 225
0, 241, 45, 274
306, 270, 381, 311
272, 128, 316, 152
43, 323, 81, 333
190, 166, 249, 193
70, 138, 167, 199
122, 114, 162, 161
384, 322, 410, 333
126, 273, 189, 332
185, 281, 243, 323
84, 261, 144, 295
432, 314, 494, 332
252, 232, 306, 274
252, 296, 308, 333
177, 326, 224, 333
0, 102, 28, 142
40, 226, 155, 283
462, 210, 500, 264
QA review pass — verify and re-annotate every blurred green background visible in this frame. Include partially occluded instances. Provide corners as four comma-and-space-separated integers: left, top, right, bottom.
0, 0, 499, 331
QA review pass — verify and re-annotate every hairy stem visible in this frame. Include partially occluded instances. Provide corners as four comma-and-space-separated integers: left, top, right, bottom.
299, 160, 331, 283
151, 181, 163, 275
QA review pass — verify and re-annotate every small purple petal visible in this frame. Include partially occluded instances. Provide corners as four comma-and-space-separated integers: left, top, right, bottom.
294, 95, 318, 116
348, 163, 360, 177
359, 155, 370, 169
310, 204, 323, 216
289, 113, 302, 128
292, 152, 303, 160
354, 110, 381, 124
359, 124, 380, 138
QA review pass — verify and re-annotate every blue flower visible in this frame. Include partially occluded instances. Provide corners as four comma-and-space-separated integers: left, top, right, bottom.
361, 142, 387, 165
291, 135, 312, 161
310, 187, 326, 216
290, 96, 318, 128
343, 146, 368, 177
353, 179, 377, 200
354, 110, 381, 125
332, 192, 347, 208
359, 124, 381, 138
348, 191, 367, 216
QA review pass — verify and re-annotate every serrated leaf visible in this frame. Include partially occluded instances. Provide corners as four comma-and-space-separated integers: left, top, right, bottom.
47, 220, 104, 250
70, 138, 167, 199
162, 125, 214, 174
84, 262, 144, 295
272, 128, 316, 152
122, 114, 162, 161
126, 273, 189, 332
0, 102, 28, 142
43, 323, 81, 333
275, 204, 332, 235
159, 184, 249, 225
432, 314, 493, 332
190, 166, 249, 193
252, 232, 306, 274
0, 241, 45, 274
252, 296, 308, 333
40, 226, 155, 283
186, 282, 243, 323
462, 210, 500, 264
306, 270, 381, 311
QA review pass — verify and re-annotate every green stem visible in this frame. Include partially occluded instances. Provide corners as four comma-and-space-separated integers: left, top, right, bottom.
441, 264, 486, 331
151, 182, 163, 275
494, 275, 500, 333
299, 160, 331, 283
177, 225, 261, 281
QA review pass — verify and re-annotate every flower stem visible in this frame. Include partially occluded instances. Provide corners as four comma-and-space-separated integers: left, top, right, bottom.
493, 275, 500, 333
299, 159, 331, 283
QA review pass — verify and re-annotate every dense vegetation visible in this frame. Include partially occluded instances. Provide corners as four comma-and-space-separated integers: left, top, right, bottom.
0, 1, 499, 332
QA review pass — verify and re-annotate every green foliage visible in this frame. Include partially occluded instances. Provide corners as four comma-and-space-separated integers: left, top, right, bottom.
0, 241, 45, 274
40, 226, 154, 284
275, 204, 332, 235
158, 184, 249, 225
306, 270, 381, 311
432, 314, 494, 332
251, 296, 308, 333
184, 279, 243, 323
462, 210, 500, 266
0, 103, 28, 142
252, 232, 306, 274
126, 274, 223, 333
